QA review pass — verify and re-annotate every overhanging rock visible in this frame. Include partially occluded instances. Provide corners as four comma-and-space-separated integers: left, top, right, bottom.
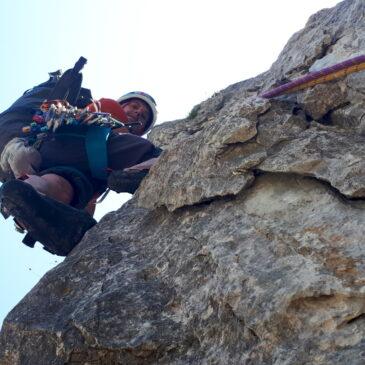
1, 0, 365, 364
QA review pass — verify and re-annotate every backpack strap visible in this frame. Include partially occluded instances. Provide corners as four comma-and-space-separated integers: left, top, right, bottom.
84, 126, 111, 180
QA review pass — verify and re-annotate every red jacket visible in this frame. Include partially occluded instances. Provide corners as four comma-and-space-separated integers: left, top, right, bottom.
86, 98, 128, 123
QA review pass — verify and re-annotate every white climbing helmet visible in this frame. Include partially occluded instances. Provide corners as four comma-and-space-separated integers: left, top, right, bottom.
117, 91, 157, 134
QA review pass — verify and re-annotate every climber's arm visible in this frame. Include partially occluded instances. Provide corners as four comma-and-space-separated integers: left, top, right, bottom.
107, 157, 160, 194
123, 157, 159, 172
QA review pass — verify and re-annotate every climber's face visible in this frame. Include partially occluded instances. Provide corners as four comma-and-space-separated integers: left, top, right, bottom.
120, 99, 150, 136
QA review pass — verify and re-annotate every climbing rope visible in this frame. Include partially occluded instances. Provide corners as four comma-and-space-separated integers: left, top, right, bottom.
261, 54, 365, 98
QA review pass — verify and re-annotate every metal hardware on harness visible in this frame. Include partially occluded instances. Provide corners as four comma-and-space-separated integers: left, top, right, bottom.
22, 99, 132, 138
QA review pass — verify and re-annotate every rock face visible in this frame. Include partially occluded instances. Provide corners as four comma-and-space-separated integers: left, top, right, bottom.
1, 0, 365, 364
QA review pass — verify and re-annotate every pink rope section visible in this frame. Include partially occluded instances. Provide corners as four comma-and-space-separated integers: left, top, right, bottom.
261, 54, 365, 99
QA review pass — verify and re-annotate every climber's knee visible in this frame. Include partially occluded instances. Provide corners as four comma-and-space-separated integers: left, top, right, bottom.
24, 173, 74, 205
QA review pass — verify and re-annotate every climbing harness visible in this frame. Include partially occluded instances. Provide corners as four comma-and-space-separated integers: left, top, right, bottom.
261, 54, 365, 98
21, 99, 140, 179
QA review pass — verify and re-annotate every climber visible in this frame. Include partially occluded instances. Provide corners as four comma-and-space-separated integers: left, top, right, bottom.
0, 58, 162, 256
0, 91, 161, 256
19, 92, 161, 211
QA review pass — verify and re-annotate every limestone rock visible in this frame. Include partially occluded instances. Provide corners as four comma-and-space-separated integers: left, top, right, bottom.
138, 112, 260, 211
297, 82, 348, 120
259, 127, 365, 198
1, 175, 365, 365
1, 0, 365, 364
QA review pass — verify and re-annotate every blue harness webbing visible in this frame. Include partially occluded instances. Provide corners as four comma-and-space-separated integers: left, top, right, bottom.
84, 126, 111, 180
54, 125, 111, 180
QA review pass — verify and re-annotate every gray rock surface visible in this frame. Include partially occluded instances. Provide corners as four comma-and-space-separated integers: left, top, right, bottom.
1, 0, 365, 364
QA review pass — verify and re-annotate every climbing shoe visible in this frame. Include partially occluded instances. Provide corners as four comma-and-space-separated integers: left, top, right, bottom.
0, 179, 96, 256
107, 169, 149, 194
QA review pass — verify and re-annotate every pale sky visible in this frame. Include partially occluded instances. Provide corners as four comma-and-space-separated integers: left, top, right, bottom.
0, 0, 340, 327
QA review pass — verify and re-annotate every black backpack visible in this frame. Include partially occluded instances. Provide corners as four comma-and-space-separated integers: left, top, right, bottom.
0, 57, 93, 155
